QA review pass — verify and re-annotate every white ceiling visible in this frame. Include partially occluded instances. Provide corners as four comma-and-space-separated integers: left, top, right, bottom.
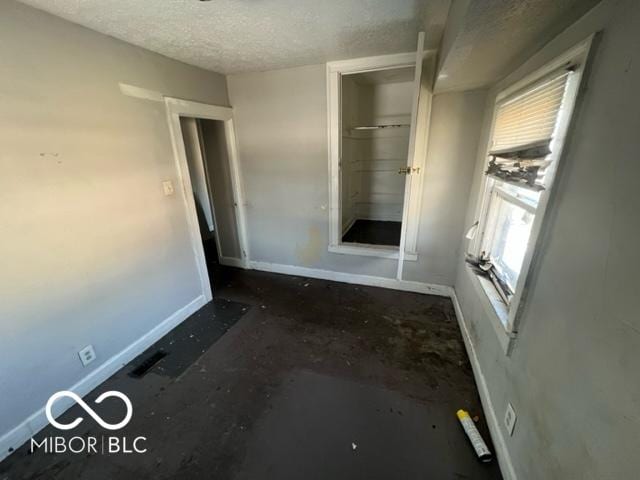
17, 0, 450, 74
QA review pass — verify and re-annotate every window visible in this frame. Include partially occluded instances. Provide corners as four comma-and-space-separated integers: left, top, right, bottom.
480, 70, 571, 303
483, 185, 536, 293
469, 37, 594, 336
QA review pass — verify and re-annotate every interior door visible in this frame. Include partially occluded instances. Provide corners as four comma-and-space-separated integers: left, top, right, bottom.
199, 119, 244, 262
180, 117, 215, 232
396, 32, 428, 280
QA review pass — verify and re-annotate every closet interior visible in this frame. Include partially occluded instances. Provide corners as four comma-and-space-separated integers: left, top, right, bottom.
340, 67, 414, 247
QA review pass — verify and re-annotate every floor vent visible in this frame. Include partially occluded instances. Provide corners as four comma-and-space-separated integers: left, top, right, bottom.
129, 350, 168, 378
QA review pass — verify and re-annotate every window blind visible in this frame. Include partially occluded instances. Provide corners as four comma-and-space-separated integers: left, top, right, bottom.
486, 67, 573, 190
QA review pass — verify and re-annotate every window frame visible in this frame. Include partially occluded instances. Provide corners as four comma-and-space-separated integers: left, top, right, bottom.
468, 35, 596, 349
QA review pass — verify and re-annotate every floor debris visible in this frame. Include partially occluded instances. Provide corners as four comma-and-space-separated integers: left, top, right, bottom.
0, 267, 501, 479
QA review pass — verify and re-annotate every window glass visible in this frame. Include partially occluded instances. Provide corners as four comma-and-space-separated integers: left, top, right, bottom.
487, 195, 535, 292
501, 182, 542, 208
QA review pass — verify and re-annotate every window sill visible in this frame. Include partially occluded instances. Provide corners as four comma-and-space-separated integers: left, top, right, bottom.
329, 244, 418, 261
465, 265, 516, 355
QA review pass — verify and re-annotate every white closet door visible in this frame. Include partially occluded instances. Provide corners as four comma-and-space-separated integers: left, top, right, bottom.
180, 117, 215, 232
396, 32, 426, 280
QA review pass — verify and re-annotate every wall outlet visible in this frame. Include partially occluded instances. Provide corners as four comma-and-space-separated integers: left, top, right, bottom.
504, 402, 517, 436
162, 180, 175, 196
78, 345, 96, 367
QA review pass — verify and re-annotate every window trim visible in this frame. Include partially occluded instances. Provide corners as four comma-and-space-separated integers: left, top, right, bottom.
468, 35, 596, 348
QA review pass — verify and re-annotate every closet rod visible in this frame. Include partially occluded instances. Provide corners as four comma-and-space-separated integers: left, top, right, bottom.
350, 124, 410, 130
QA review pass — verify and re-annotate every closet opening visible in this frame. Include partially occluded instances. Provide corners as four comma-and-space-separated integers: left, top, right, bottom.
340, 67, 415, 247
327, 44, 433, 264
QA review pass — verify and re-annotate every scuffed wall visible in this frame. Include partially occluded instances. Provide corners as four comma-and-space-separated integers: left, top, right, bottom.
0, 0, 228, 439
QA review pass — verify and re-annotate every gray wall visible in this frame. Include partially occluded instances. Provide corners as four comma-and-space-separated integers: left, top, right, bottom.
227, 65, 486, 285
0, 0, 228, 438
454, 1, 640, 478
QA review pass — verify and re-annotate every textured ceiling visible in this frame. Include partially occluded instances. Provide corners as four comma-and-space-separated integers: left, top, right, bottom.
435, 0, 602, 92
17, 0, 450, 74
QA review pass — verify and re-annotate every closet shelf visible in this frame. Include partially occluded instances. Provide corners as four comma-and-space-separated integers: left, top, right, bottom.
349, 124, 410, 131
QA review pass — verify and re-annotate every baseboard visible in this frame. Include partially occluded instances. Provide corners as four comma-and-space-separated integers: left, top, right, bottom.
219, 256, 245, 268
450, 290, 517, 480
0, 295, 207, 462
249, 260, 452, 297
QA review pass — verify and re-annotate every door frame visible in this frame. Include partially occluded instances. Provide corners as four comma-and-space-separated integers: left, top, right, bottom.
164, 97, 250, 301
326, 50, 430, 262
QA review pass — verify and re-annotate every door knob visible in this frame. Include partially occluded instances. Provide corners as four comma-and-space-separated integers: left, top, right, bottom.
398, 167, 420, 175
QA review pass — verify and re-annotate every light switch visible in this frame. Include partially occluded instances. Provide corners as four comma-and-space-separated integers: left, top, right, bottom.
162, 180, 175, 196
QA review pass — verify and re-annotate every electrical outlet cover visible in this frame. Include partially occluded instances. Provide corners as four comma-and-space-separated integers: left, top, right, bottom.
504, 402, 517, 436
79, 345, 96, 367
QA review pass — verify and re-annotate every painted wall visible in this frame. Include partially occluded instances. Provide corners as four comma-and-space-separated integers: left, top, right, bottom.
227, 64, 486, 285
404, 89, 488, 284
454, 1, 640, 478
0, 0, 228, 442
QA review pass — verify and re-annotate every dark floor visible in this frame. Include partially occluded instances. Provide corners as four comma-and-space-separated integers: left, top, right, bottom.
342, 219, 402, 246
0, 260, 502, 480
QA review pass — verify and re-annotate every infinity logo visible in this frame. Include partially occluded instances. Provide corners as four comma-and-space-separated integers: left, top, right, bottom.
45, 391, 133, 431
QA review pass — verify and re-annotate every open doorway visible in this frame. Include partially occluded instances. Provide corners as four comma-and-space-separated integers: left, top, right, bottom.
179, 117, 243, 291
165, 98, 248, 302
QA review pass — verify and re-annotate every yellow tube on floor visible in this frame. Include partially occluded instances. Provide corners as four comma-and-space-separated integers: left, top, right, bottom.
456, 409, 492, 462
